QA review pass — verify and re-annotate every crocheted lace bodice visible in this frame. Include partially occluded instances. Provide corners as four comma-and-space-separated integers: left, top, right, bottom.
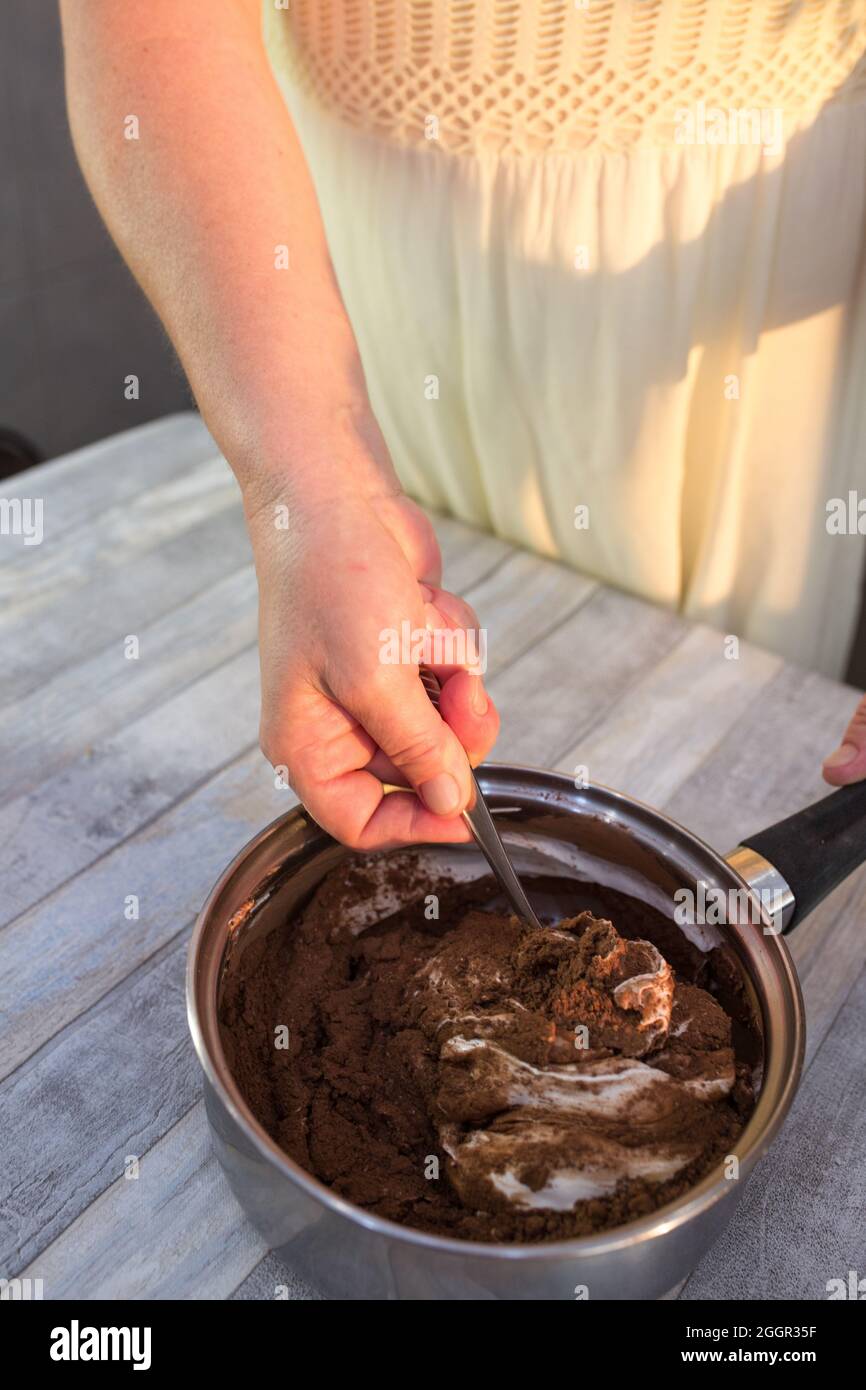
265, 0, 866, 154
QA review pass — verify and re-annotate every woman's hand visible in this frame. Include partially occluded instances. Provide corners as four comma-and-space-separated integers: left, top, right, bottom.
247, 482, 500, 849
822, 694, 866, 786
59, 0, 500, 847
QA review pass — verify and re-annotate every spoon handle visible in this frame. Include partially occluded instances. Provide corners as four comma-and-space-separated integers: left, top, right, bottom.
461, 775, 543, 929
419, 667, 543, 930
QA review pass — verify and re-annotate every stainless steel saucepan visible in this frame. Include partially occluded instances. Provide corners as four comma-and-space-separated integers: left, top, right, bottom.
186, 766, 866, 1300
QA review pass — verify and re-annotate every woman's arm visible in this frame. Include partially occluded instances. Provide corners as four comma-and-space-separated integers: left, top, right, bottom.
60, 0, 379, 503
60, 0, 498, 847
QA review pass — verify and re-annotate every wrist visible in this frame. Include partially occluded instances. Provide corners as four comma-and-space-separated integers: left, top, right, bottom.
238, 397, 401, 528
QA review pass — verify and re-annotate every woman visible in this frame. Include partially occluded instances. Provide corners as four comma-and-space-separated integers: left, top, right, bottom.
60, 0, 866, 850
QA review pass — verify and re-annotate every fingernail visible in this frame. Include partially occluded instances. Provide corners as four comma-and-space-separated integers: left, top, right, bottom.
420, 772, 461, 816
471, 678, 488, 716
424, 602, 440, 632
823, 742, 859, 769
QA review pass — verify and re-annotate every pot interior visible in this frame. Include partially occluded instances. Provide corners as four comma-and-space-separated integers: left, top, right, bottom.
191, 769, 804, 1245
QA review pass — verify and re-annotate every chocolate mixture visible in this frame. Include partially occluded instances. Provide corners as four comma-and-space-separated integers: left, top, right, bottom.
219, 860, 756, 1243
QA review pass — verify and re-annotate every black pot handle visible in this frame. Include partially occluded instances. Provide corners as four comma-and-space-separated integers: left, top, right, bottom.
740, 781, 866, 930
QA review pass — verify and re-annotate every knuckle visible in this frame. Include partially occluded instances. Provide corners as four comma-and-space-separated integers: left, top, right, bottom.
388, 731, 442, 772
359, 660, 394, 696
341, 659, 393, 706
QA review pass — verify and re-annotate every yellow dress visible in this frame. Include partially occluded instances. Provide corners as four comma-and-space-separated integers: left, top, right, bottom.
263, 0, 866, 677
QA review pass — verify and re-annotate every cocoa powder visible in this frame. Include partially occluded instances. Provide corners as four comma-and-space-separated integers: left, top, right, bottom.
219, 860, 756, 1243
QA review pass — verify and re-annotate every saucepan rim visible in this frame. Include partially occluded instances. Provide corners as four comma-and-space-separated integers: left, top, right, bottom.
186, 763, 805, 1262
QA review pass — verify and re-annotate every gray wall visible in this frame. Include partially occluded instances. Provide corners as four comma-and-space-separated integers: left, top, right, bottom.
0, 0, 190, 464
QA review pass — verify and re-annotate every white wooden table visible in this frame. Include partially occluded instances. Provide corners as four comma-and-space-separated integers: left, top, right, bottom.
1, 412, 864, 1301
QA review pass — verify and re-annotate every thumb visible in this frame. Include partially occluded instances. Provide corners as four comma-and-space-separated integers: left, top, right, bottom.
350, 668, 474, 817
822, 694, 866, 786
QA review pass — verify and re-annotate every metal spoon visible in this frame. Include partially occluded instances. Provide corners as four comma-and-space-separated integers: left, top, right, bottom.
419, 667, 543, 930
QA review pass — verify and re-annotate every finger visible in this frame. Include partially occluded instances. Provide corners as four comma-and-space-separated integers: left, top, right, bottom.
301, 769, 472, 851
364, 756, 477, 814
437, 669, 500, 768
365, 749, 409, 786
419, 585, 486, 675
264, 689, 472, 849
364, 672, 498, 778
344, 666, 475, 817
822, 694, 866, 785
421, 585, 481, 633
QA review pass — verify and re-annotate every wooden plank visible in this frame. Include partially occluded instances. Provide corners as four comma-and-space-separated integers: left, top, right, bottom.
0, 453, 239, 616
0, 565, 259, 805
0, 746, 289, 1082
680, 956, 866, 1301
663, 662, 866, 1055
664, 663, 860, 852
0, 915, 314, 1298
1, 505, 253, 705
0, 937, 198, 1273
19, 1103, 267, 1300
488, 586, 687, 767
786, 869, 866, 1068
461, 548, 595, 678
0, 646, 260, 928
0, 414, 215, 565
555, 624, 781, 806
434, 512, 513, 594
